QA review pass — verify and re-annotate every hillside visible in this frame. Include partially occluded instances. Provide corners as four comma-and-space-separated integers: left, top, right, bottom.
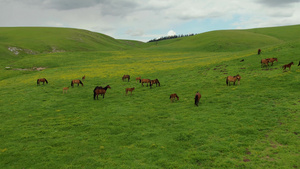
0, 25, 299, 168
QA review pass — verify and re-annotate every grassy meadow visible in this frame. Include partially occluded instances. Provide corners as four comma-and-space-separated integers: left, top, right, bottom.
0, 26, 299, 168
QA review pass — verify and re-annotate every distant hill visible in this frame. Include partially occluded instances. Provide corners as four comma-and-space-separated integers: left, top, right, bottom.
146, 24, 300, 52
0, 27, 143, 58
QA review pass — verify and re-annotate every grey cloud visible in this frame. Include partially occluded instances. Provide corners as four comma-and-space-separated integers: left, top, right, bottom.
257, 0, 299, 7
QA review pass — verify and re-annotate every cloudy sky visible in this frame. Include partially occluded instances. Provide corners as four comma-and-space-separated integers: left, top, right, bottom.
0, 0, 299, 42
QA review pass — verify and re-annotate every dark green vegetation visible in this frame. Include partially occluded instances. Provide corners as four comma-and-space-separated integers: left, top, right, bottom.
0, 25, 299, 168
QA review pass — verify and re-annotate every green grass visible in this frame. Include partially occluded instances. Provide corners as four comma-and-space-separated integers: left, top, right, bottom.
0, 25, 299, 168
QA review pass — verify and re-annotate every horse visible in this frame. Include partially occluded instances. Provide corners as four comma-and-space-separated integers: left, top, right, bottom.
135, 76, 141, 83
170, 93, 179, 102
125, 87, 135, 95
150, 79, 160, 87
82, 75, 85, 81
268, 58, 278, 66
122, 75, 130, 82
298, 61, 300, 66
63, 87, 69, 94
140, 79, 152, 87
282, 62, 294, 71
258, 49, 261, 55
194, 92, 201, 106
261, 58, 270, 67
37, 78, 48, 85
94, 85, 111, 100
71, 79, 84, 87
226, 74, 241, 86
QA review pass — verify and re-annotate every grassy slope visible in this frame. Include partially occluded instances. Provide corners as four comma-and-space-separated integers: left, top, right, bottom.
0, 25, 299, 168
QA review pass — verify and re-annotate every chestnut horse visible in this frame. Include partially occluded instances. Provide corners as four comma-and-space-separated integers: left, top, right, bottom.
125, 87, 135, 95
122, 75, 130, 82
194, 92, 201, 106
261, 58, 270, 67
94, 85, 111, 100
63, 87, 69, 94
282, 62, 294, 71
150, 79, 160, 87
258, 49, 261, 55
170, 93, 179, 102
135, 76, 141, 83
226, 74, 241, 86
71, 79, 83, 87
140, 79, 152, 87
268, 58, 278, 66
37, 78, 48, 85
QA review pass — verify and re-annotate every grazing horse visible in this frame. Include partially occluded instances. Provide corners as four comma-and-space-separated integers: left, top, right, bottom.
71, 79, 84, 87
63, 87, 69, 94
140, 79, 152, 87
150, 79, 160, 87
170, 93, 179, 102
226, 74, 241, 86
37, 78, 48, 85
125, 87, 135, 95
268, 58, 278, 66
258, 49, 261, 55
261, 58, 270, 67
194, 92, 201, 106
135, 76, 141, 83
94, 85, 111, 100
122, 75, 130, 82
282, 62, 294, 71
82, 75, 85, 81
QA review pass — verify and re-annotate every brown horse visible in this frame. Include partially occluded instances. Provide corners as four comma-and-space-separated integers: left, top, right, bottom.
126, 87, 135, 95
140, 79, 152, 87
268, 58, 278, 66
82, 75, 85, 81
135, 76, 141, 83
122, 75, 130, 82
94, 85, 111, 100
63, 87, 69, 94
71, 79, 83, 87
282, 62, 294, 71
261, 58, 270, 67
170, 93, 179, 102
37, 78, 48, 85
150, 79, 160, 87
194, 92, 201, 106
226, 74, 241, 86
258, 49, 261, 55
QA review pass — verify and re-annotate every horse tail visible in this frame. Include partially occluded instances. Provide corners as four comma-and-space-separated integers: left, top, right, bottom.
71, 81, 73, 87
93, 90, 96, 100
80, 80, 83, 86
45, 79, 48, 84
139, 79, 141, 83
37, 79, 39, 85
195, 95, 199, 106
226, 77, 228, 86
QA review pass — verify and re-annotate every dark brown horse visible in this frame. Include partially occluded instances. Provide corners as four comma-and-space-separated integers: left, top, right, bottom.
282, 62, 294, 71
194, 92, 201, 106
71, 79, 84, 87
268, 58, 278, 66
140, 79, 152, 87
261, 58, 270, 67
122, 75, 130, 82
94, 85, 111, 100
170, 93, 179, 102
258, 49, 261, 55
135, 76, 141, 83
150, 79, 160, 87
37, 78, 48, 85
125, 87, 135, 95
82, 75, 85, 81
226, 74, 241, 86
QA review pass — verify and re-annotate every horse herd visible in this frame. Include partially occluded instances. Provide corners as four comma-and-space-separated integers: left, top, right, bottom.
36, 50, 299, 106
